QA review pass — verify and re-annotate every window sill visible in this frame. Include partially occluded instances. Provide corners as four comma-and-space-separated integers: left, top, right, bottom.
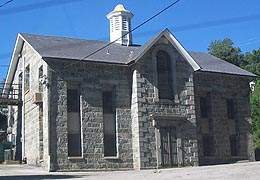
68, 156, 83, 160
104, 156, 119, 160
203, 156, 215, 158
231, 155, 241, 158
157, 99, 175, 105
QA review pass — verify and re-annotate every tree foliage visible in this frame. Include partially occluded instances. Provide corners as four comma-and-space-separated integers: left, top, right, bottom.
208, 38, 245, 66
208, 39, 260, 149
251, 79, 260, 148
243, 48, 260, 76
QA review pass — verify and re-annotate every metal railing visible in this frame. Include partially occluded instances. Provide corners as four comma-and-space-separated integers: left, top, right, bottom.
0, 83, 22, 105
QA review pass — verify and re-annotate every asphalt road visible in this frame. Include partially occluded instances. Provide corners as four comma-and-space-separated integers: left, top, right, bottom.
0, 161, 259, 180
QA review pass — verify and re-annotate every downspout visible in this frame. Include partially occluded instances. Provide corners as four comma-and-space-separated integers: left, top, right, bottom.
47, 67, 52, 171
21, 56, 25, 160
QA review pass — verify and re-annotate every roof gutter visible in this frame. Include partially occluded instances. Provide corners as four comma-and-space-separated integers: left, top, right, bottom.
194, 69, 257, 79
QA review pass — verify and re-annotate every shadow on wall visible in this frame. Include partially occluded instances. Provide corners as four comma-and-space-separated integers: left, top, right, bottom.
255, 148, 260, 161
0, 175, 83, 180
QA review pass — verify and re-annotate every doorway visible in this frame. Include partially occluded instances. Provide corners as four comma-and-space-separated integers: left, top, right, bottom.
160, 127, 178, 167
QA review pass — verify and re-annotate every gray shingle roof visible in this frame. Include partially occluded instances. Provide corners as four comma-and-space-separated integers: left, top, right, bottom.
20, 33, 256, 77
189, 51, 256, 77
20, 33, 138, 64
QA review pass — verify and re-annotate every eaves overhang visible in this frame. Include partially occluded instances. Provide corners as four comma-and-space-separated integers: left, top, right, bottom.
128, 28, 201, 71
4, 33, 42, 93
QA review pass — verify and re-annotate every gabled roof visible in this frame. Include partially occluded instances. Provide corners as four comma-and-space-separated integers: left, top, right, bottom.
5, 29, 256, 87
129, 29, 201, 71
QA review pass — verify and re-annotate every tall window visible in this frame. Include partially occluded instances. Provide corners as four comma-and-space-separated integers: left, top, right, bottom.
230, 135, 237, 156
156, 50, 173, 99
39, 103, 43, 160
38, 66, 43, 92
227, 99, 238, 156
67, 83, 82, 157
200, 97, 208, 118
200, 96, 213, 156
18, 73, 23, 99
24, 65, 30, 92
227, 99, 235, 119
102, 87, 117, 157
202, 134, 212, 156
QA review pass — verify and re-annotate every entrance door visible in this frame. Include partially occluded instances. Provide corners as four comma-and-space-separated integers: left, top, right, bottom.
160, 127, 177, 167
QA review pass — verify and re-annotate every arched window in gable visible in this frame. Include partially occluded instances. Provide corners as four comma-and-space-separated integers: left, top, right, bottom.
156, 50, 173, 99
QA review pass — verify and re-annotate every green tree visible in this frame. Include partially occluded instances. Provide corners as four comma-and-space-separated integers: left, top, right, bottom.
251, 79, 260, 149
244, 49, 260, 149
244, 48, 260, 76
207, 38, 245, 66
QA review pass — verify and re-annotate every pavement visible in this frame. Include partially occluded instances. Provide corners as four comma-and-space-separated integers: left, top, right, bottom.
0, 161, 259, 180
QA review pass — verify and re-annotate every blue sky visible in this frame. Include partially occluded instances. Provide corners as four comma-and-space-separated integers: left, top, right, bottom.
0, 0, 260, 80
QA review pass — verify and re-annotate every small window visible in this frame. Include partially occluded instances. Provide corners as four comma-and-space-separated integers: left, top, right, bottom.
24, 65, 30, 92
227, 99, 235, 119
203, 134, 212, 156
230, 135, 237, 156
156, 50, 173, 99
114, 17, 120, 30
110, 19, 114, 32
200, 97, 208, 118
102, 88, 117, 157
122, 16, 128, 31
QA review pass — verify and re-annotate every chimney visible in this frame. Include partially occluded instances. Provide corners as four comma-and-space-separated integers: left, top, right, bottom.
107, 4, 133, 46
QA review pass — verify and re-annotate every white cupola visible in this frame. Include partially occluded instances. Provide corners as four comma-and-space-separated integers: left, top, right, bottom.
107, 4, 133, 46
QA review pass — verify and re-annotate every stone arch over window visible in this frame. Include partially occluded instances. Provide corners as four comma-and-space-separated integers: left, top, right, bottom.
152, 44, 177, 101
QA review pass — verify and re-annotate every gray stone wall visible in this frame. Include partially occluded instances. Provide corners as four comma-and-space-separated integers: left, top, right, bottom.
10, 42, 49, 168
194, 72, 255, 165
9, 37, 254, 171
131, 40, 198, 169
46, 59, 133, 170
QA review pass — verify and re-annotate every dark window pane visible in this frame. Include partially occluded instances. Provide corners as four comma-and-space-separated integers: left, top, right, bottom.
227, 99, 235, 119
18, 73, 23, 99
203, 134, 212, 156
200, 97, 208, 118
24, 65, 30, 92
104, 133, 117, 156
103, 91, 113, 114
230, 135, 237, 156
67, 85, 81, 157
68, 133, 81, 157
67, 89, 80, 112
38, 66, 43, 92
157, 50, 173, 99
102, 89, 117, 157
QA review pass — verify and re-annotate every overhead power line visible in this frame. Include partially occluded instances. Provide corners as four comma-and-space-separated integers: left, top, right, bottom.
0, 0, 13, 8
63, 0, 182, 69
1, 11, 260, 60
0, 0, 84, 16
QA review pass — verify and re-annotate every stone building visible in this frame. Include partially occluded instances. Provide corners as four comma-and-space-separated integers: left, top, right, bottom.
5, 4, 255, 171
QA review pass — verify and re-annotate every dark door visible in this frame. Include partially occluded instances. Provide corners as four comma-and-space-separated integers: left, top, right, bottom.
160, 127, 177, 167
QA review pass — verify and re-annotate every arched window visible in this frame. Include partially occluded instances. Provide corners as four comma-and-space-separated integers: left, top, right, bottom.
156, 50, 173, 99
